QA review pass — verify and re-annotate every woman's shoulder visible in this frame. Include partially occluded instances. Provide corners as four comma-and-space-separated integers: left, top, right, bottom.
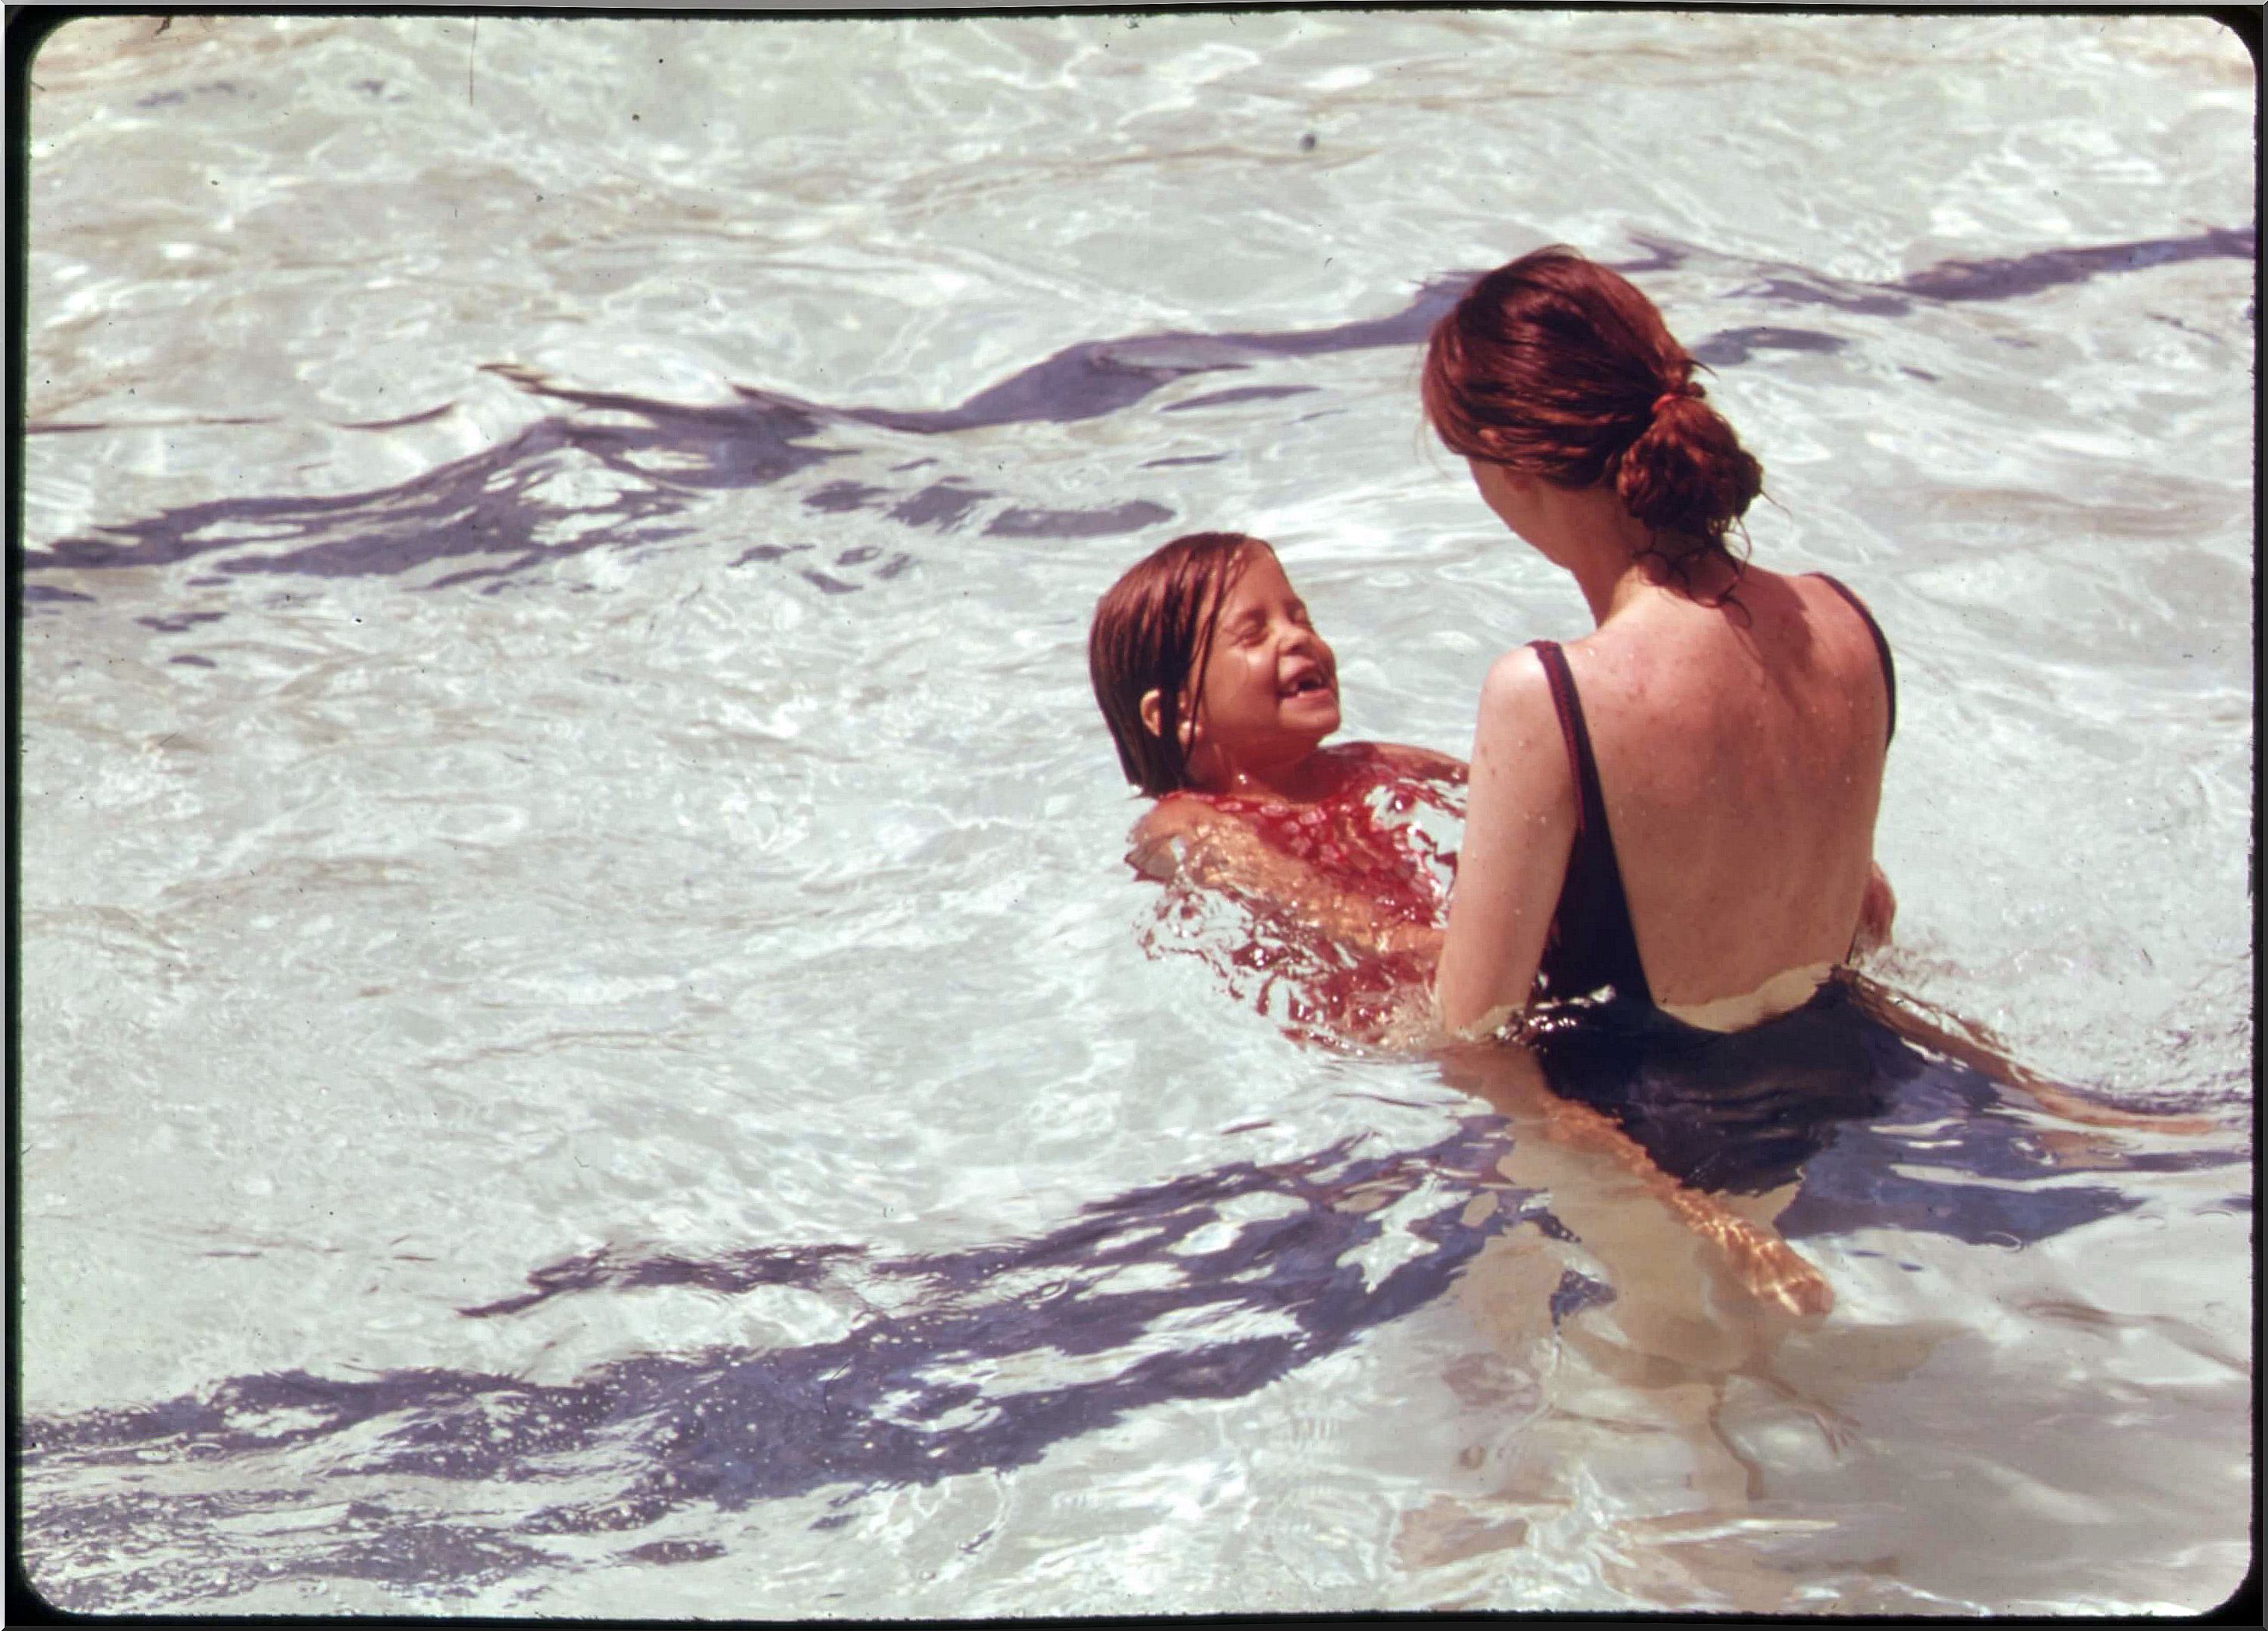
1471, 642, 1567, 732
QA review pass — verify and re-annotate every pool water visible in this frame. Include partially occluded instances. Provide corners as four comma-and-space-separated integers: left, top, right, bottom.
16, 11, 2254, 1617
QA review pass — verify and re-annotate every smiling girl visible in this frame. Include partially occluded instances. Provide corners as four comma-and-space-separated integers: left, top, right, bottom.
1087, 531, 1466, 979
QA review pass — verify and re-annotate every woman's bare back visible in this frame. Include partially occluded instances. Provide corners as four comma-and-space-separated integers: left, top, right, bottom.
1562, 567, 1891, 1019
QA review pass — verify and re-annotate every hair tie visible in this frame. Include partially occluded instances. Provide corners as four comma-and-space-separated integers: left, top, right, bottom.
1651, 390, 1687, 418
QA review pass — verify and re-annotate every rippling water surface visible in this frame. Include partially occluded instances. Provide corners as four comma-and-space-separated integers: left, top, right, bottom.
16, 11, 2255, 1617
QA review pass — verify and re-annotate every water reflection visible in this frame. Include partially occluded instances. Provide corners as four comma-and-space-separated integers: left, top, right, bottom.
22, 985, 2231, 1615
21, 1124, 1521, 1609
21, 228, 2252, 608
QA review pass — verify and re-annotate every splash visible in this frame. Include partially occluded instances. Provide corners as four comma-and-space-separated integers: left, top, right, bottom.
1137, 766, 1463, 1051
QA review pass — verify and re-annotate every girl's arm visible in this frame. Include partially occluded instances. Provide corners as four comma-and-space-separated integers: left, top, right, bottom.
1435, 649, 1578, 1034
1131, 796, 1438, 958
1369, 741, 1471, 784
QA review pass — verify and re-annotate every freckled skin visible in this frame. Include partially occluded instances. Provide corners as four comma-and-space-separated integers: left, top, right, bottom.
1436, 461, 1893, 1034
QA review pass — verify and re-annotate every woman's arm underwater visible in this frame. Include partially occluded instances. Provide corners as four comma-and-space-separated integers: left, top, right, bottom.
1436, 1036, 1834, 1318
1843, 971, 2217, 1135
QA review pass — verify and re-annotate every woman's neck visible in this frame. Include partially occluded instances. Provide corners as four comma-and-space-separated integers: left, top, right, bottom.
1546, 489, 1739, 627
1575, 551, 1650, 626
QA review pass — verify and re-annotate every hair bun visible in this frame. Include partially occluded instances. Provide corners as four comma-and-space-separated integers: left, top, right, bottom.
1616, 395, 1761, 544
1423, 247, 1763, 560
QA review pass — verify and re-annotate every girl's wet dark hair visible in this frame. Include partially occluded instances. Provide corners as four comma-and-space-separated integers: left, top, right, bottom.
1422, 245, 1763, 590
1089, 532, 1264, 796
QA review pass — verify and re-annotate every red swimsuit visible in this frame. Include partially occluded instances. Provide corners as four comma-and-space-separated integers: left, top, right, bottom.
1192, 743, 1461, 927
1148, 745, 1464, 1046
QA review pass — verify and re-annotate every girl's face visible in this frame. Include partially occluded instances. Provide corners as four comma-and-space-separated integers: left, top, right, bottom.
1182, 548, 1340, 786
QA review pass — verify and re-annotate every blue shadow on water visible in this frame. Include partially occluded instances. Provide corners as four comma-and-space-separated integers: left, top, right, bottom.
19, 981, 2239, 1609
19, 225, 2252, 615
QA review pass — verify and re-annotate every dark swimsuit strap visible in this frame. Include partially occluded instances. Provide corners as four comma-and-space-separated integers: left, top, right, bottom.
1531, 639, 1652, 1006
1529, 585, 1893, 1006
1811, 574, 1897, 745
1534, 641, 1610, 847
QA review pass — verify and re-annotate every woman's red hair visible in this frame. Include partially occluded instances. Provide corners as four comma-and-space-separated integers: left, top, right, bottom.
1423, 245, 1762, 581
1089, 533, 1264, 796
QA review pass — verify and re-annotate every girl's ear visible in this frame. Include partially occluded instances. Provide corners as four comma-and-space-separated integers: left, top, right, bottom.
1143, 689, 1197, 748
1140, 688, 1200, 746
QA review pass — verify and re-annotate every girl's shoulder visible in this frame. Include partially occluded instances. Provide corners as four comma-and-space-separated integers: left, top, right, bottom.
1129, 793, 1216, 881
1341, 740, 1468, 785
1128, 790, 1278, 882
1132, 785, 1263, 847
1137, 789, 1235, 835
1133, 743, 1465, 848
